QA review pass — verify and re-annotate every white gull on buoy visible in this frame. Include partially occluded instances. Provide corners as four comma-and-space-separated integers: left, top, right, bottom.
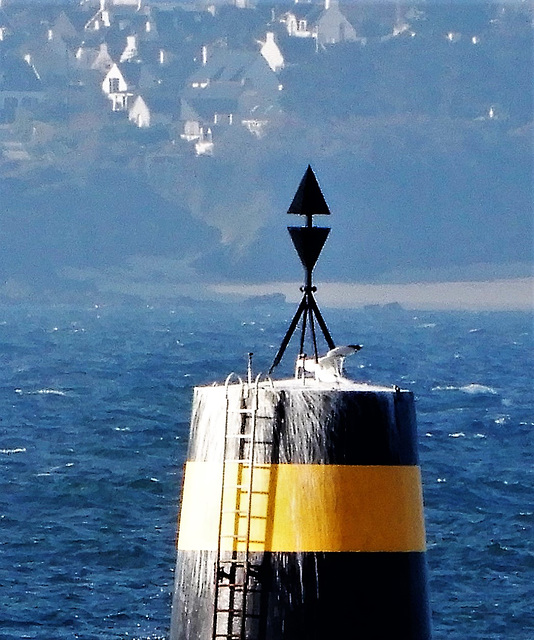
296, 344, 362, 382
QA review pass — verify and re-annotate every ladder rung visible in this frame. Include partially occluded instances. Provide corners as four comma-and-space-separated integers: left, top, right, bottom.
224, 462, 271, 469
222, 509, 249, 515
221, 515, 267, 522
217, 586, 263, 598
215, 612, 262, 620
226, 433, 252, 438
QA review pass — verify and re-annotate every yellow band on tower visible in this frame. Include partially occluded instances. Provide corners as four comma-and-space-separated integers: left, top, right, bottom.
177, 462, 426, 553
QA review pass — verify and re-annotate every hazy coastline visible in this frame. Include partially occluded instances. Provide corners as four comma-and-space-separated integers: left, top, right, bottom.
212, 277, 534, 311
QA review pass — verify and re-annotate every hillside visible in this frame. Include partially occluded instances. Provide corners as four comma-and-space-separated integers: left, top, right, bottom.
0, 1, 531, 302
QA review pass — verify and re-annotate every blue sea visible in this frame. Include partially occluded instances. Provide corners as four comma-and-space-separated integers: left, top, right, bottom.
1, 303, 532, 639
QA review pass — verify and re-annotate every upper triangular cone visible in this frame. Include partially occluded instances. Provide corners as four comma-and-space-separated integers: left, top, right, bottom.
288, 165, 331, 216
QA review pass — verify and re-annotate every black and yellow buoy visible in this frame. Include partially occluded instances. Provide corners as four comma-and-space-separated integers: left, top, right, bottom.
170, 167, 432, 640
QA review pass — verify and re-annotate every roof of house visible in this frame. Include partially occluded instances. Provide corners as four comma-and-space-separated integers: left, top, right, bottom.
180, 98, 200, 122
281, 2, 356, 30
105, 60, 143, 87
51, 11, 80, 41
183, 82, 243, 102
187, 48, 279, 95
0, 8, 13, 31
281, 4, 323, 24
133, 93, 177, 116
239, 89, 283, 119
0, 55, 43, 92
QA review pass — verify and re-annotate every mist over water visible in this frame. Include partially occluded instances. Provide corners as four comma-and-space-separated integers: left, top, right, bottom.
0, 303, 532, 639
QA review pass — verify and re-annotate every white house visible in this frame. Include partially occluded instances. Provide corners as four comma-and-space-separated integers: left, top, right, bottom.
102, 61, 160, 112
260, 32, 284, 72
102, 63, 132, 110
280, 0, 358, 46
194, 128, 214, 156
181, 48, 280, 138
280, 10, 317, 39
179, 46, 282, 153
128, 94, 150, 127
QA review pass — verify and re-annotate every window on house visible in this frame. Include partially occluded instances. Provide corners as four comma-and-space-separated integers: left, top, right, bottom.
298, 20, 307, 31
109, 77, 120, 93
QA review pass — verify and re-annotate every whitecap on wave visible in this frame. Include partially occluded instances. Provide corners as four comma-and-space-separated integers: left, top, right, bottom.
431, 383, 497, 395
459, 383, 497, 395
0, 447, 26, 455
15, 388, 67, 396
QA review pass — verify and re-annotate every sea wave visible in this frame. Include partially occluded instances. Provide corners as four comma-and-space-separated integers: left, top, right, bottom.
459, 383, 498, 395
15, 388, 68, 396
431, 383, 498, 395
0, 306, 531, 640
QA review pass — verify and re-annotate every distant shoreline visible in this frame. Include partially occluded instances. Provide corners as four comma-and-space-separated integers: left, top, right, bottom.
211, 277, 534, 311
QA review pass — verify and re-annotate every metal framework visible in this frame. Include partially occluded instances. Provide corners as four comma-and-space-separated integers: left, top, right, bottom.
269, 166, 335, 374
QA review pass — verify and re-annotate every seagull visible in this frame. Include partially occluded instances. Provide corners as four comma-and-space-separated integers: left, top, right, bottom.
296, 345, 362, 382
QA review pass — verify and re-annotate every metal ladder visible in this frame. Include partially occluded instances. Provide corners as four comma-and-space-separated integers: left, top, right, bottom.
211, 373, 269, 640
